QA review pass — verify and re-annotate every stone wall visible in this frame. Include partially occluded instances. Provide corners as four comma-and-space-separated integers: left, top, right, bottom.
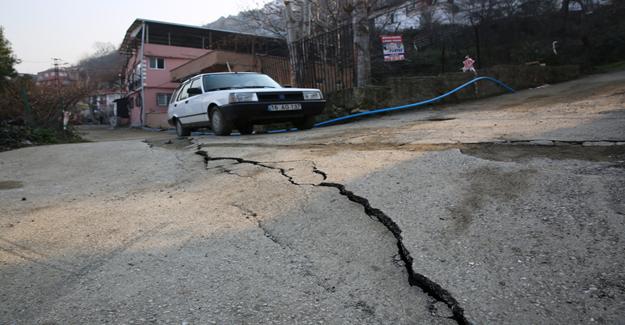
321, 65, 580, 120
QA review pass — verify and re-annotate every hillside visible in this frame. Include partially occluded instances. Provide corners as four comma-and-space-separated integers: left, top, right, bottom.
204, 0, 286, 38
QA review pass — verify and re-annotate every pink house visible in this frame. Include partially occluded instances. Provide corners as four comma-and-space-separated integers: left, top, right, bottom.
119, 19, 287, 128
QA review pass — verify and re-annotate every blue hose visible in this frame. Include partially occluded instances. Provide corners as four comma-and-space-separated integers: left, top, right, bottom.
190, 76, 514, 135
314, 76, 514, 127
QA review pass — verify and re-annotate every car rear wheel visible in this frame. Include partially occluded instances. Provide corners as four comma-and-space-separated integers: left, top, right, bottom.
236, 122, 254, 135
175, 119, 191, 137
294, 116, 316, 130
210, 108, 232, 136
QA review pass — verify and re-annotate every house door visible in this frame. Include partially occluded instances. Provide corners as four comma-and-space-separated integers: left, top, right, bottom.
174, 81, 192, 124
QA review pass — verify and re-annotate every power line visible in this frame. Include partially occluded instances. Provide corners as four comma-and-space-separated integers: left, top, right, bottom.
19, 60, 51, 63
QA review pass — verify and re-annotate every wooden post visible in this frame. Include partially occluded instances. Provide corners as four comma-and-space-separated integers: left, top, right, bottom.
20, 85, 33, 127
473, 24, 481, 69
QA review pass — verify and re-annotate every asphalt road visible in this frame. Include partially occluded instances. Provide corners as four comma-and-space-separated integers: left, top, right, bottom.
2, 70, 625, 324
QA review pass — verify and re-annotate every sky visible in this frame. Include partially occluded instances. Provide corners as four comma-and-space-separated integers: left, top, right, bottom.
0, 0, 271, 74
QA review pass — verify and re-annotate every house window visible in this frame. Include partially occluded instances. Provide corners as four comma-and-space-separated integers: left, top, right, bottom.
156, 93, 172, 106
148, 57, 165, 69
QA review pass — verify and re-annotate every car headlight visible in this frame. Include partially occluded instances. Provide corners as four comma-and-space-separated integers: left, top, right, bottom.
229, 92, 258, 103
303, 91, 323, 100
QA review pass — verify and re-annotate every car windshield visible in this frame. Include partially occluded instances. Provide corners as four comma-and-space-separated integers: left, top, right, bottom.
202, 73, 281, 92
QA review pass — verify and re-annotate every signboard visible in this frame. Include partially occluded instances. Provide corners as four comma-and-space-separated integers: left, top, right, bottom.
380, 35, 405, 62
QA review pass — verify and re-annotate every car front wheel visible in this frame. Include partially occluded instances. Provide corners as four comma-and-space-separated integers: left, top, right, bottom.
210, 108, 232, 136
176, 119, 191, 137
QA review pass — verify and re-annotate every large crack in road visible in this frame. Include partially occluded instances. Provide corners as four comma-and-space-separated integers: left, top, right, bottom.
195, 149, 470, 325
317, 182, 469, 325
194, 140, 625, 325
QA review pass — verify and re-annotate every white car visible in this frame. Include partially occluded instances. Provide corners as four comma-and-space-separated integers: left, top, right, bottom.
167, 72, 326, 136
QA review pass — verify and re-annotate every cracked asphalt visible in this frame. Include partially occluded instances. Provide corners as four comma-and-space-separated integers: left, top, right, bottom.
2, 70, 625, 324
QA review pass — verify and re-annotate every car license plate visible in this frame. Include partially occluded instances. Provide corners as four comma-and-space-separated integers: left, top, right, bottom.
267, 103, 302, 111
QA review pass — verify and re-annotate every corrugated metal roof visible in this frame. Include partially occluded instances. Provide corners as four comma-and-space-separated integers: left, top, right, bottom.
119, 18, 283, 54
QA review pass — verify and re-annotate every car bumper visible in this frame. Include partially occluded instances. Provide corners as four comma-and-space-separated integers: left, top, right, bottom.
220, 100, 325, 122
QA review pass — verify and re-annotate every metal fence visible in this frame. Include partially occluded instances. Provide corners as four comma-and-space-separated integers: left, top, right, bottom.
374, 1, 624, 79
369, 24, 475, 83
258, 54, 291, 86
288, 24, 355, 95
288, 0, 624, 95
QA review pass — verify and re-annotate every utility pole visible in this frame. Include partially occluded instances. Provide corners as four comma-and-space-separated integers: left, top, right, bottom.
52, 57, 61, 87
51, 57, 65, 129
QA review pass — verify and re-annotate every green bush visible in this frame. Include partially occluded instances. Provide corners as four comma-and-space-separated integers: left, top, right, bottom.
31, 127, 59, 144
0, 122, 85, 152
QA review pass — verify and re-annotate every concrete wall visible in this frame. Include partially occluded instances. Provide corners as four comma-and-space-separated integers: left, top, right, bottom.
322, 65, 580, 120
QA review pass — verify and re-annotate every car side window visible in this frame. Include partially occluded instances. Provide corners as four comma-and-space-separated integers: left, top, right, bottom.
189, 78, 202, 96
177, 82, 191, 101
170, 88, 179, 104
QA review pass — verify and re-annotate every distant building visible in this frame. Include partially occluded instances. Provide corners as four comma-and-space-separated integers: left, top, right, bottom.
118, 18, 288, 128
36, 67, 79, 86
17, 73, 36, 79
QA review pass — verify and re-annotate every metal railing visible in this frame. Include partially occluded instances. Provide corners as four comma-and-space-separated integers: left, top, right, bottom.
288, 24, 355, 95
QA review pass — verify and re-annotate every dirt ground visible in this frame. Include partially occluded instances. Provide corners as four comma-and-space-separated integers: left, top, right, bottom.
1, 70, 624, 324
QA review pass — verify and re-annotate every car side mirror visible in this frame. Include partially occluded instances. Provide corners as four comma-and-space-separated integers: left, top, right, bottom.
187, 87, 202, 96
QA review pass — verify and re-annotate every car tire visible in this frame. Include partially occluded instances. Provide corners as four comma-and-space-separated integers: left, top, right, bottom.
175, 119, 191, 137
294, 116, 316, 130
210, 108, 232, 136
236, 122, 254, 135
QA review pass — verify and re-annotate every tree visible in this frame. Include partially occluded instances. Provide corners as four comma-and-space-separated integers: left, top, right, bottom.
0, 26, 20, 88
204, 1, 288, 38
1, 73, 94, 125
240, 1, 288, 37
283, 0, 376, 86
350, 0, 372, 87
75, 42, 124, 87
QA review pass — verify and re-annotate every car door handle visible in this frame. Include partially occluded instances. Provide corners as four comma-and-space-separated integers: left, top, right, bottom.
185, 100, 189, 104
174, 104, 177, 107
